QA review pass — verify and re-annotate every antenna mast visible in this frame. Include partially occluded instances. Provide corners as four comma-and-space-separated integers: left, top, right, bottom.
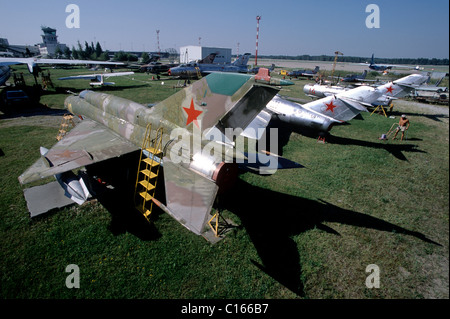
156, 30, 160, 56
255, 16, 261, 66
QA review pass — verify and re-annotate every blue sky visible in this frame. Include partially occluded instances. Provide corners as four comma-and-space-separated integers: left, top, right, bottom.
0, 0, 448, 59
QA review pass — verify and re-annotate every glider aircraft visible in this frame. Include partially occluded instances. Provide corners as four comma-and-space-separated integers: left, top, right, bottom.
58, 71, 134, 86
0, 57, 124, 86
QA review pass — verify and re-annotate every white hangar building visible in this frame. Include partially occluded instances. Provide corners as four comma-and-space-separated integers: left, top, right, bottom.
179, 46, 232, 64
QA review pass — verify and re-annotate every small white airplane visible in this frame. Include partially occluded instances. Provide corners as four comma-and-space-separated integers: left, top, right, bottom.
58, 71, 134, 86
0, 57, 124, 86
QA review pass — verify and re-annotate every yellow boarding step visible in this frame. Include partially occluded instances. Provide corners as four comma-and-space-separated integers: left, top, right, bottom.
56, 114, 75, 141
139, 180, 156, 192
142, 158, 160, 167
134, 123, 163, 221
145, 147, 162, 156
140, 169, 158, 180
139, 191, 154, 201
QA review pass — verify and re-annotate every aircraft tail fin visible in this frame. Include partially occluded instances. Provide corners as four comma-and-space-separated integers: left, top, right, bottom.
152, 72, 279, 136
377, 74, 430, 98
313, 66, 319, 73
302, 94, 368, 122
393, 74, 429, 87
371, 53, 375, 65
199, 53, 217, 64
232, 53, 251, 66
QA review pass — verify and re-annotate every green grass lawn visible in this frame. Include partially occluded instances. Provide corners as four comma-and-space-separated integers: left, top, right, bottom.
0, 64, 448, 299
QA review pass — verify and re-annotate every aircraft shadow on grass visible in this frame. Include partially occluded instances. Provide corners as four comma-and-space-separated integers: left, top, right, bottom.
389, 110, 449, 123
0, 104, 67, 119
267, 124, 427, 162
82, 151, 163, 241
327, 135, 427, 161
43, 84, 149, 93
86, 153, 440, 297
219, 179, 441, 296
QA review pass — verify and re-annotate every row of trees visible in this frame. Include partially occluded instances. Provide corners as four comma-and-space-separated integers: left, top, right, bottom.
258, 54, 449, 66
54, 41, 154, 62
72, 41, 109, 61
53, 41, 109, 61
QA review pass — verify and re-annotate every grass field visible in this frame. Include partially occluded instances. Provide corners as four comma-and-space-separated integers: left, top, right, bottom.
0, 63, 448, 300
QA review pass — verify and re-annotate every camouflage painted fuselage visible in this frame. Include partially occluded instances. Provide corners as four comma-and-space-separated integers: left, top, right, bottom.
65, 72, 279, 181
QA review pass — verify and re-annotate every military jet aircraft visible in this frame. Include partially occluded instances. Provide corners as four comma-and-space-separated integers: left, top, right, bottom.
58, 71, 134, 86
243, 73, 429, 140
18, 69, 300, 238
168, 53, 251, 79
363, 54, 421, 72
287, 66, 319, 79
0, 57, 124, 86
304, 73, 429, 102
340, 70, 373, 83
248, 63, 275, 74
140, 62, 179, 75
137, 53, 218, 75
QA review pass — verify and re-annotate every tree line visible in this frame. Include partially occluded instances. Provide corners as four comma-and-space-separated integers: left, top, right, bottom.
256, 54, 449, 66
55, 41, 145, 62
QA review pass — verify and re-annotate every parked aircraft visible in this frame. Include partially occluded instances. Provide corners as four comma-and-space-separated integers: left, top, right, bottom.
243, 74, 429, 140
303, 73, 430, 103
340, 70, 372, 83
287, 66, 319, 78
18, 69, 301, 238
0, 57, 124, 86
303, 83, 349, 99
138, 53, 217, 75
0, 65, 10, 86
168, 53, 251, 79
248, 64, 275, 74
413, 72, 448, 93
414, 85, 448, 93
58, 71, 134, 86
140, 62, 178, 75
363, 54, 421, 72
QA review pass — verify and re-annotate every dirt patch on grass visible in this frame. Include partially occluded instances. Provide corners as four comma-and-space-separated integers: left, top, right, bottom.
0, 107, 80, 129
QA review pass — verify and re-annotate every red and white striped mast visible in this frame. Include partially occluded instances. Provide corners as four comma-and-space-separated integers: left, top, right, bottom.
156, 30, 161, 56
255, 16, 261, 66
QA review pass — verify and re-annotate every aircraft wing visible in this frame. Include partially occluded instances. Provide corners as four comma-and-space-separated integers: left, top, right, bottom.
0, 57, 124, 73
58, 74, 99, 80
58, 71, 134, 81
162, 157, 219, 236
241, 110, 273, 139
18, 118, 139, 185
337, 96, 371, 111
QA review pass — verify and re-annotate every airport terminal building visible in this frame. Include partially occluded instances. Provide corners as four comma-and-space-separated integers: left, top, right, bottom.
38, 27, 68, 58
179, 46, 232, 64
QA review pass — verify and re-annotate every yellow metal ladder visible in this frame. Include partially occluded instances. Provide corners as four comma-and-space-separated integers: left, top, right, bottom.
195, 67, 201, 79
134, 123, 163, 221
56, 114, 75, 141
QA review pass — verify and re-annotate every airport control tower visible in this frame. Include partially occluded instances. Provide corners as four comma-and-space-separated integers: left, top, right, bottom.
38, 26, 67, 57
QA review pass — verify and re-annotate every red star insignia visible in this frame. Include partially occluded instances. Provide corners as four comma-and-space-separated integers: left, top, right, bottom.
325, 100, 337, 113
183, 98, 203, 128
386, 85, 394, 94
